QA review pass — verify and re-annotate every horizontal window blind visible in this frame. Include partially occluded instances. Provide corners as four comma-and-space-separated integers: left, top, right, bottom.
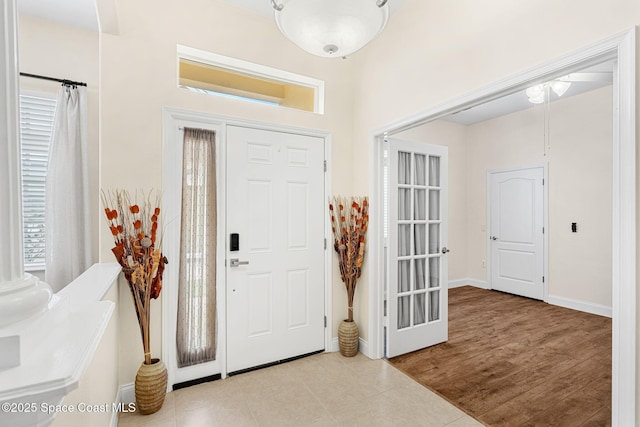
20, 94, 57, 271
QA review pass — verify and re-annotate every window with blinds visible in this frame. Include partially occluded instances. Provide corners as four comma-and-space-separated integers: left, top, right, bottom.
19, 94, 57, 271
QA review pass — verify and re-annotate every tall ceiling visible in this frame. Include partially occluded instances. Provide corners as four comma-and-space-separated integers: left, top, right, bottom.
15, 0, 612, 125
223, 0, 407, 18
17, 0, 407, 33
18, 0, 99, 32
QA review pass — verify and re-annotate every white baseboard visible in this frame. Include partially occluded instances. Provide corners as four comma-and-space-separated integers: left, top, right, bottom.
358, 337, 369, 357
547, 294, 612, 318
449, 280, 611, 318
449, 278, 489, 289
119, 383, 135, 405
110, 383, 134, 426
330, 337, 339, 352
329, 337, 370, 358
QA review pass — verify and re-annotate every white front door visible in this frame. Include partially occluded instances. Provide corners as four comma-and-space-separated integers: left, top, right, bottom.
226, 126, 325, 373
489, 166, 544, 300
387, 139, 448, 358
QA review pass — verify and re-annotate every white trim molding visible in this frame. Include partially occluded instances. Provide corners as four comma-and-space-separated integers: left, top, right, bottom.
368, 28, 636, 425
109, 383, 134, 427
448, 278, 488, 289
117, 383, 135, 405
547, 295, 612, 319
330, 337, 370, 358
449, 279, 612, 318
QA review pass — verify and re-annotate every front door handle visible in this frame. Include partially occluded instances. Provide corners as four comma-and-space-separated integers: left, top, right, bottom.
230, 258, 249, 267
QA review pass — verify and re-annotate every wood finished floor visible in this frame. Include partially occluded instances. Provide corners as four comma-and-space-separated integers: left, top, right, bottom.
388, 286, 612, 427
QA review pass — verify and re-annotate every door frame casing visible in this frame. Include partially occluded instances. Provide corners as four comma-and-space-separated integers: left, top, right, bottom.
162, 108, 333, 387
368, 29, 635, 425
486, 164, 549, 301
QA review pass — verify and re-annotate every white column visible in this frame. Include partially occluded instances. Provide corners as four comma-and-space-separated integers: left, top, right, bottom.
0, 0, 51, 327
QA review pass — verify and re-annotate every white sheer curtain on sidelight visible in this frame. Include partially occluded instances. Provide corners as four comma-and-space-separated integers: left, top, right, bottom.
45, 84, 91, 292
176, 127, 217, 367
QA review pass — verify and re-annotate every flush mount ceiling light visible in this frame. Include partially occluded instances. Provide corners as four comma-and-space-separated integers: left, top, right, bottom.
271, 0, 389, 58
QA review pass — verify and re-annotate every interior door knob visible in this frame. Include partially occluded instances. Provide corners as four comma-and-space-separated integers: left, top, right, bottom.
441, 247, 450, 254
490, 236, 498, 241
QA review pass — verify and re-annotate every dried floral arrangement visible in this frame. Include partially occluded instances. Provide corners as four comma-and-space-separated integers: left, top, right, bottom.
101, 190, 168, 365
329, 196, 369, 322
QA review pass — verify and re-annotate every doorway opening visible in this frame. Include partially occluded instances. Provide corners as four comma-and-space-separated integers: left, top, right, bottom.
368, 29, 635, 424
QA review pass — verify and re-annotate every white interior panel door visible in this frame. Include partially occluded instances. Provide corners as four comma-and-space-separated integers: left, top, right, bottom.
489, 167, 544, 300
387, 139, 448, 358
226, 126, 325, 373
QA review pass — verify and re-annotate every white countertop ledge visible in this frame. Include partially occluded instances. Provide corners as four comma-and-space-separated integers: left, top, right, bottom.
0, 263, 121, 427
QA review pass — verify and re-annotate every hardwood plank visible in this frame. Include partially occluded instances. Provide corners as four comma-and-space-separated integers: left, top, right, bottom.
388, 286, 612, 426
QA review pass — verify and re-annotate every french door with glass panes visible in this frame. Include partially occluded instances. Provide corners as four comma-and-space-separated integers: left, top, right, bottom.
387, 139, 448, 358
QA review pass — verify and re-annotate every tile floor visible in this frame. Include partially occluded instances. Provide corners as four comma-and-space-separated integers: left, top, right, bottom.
118, 352, 483, 427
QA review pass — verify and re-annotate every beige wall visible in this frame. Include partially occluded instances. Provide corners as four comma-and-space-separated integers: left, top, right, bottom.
99, 0, 357, 378
350, 0, 637, 339
395, 85, 612, 310
18, 0, 637, 415
51, 285, 119, 427
466, 86, 613, 307
17, 15, 100, 265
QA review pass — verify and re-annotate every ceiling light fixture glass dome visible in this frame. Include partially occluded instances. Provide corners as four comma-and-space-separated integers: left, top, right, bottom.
272, 0, 389, 58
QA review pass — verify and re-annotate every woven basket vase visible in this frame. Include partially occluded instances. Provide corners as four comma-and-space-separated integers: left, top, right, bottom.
338, 320, 359, 357
135, 358, 168, 415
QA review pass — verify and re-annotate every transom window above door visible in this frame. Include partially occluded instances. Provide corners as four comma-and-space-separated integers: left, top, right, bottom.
177, 45, 325, 114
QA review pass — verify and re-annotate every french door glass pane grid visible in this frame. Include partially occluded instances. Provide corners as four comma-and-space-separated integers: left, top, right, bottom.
397, 151, 434, 330
428, 156, 441, 323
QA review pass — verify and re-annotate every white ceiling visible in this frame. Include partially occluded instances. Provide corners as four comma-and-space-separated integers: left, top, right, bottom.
223, 0, 407, 18
16, 0, 407, 34
14, 0, 612, 126
443, 61, 614, 126
18, 0, 99, 32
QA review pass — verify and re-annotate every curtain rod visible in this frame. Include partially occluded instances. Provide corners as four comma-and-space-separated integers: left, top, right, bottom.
19, 72, 87, 87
